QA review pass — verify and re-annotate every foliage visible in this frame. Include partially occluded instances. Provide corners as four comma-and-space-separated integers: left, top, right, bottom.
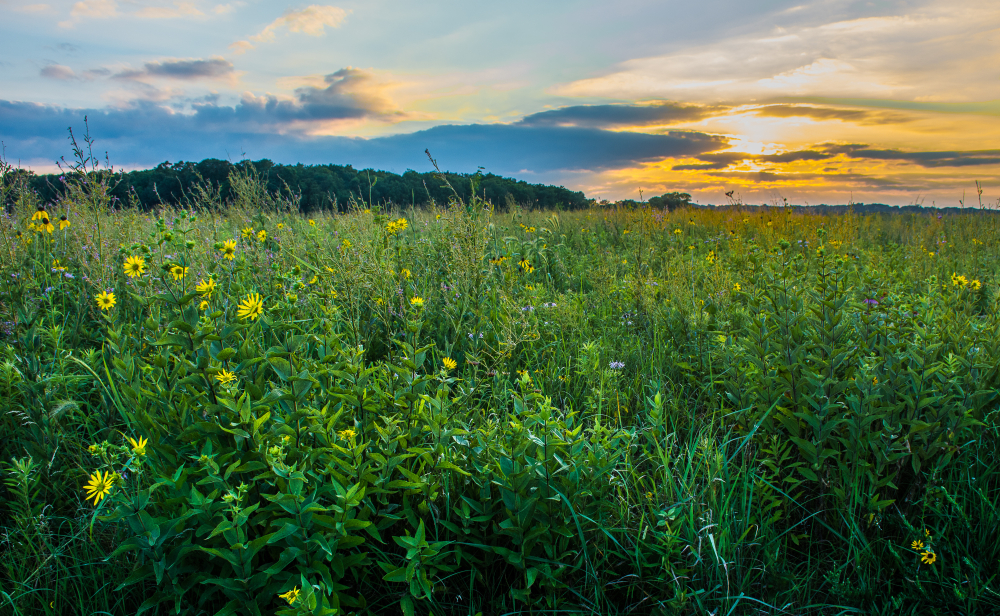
2, 156, 1000, 615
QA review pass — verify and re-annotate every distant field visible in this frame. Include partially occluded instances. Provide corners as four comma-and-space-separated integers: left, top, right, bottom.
2, 163, 999, 615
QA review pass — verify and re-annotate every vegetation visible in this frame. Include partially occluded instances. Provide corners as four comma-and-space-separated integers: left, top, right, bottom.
1, 152, 999, 616
17, 157, 592, 214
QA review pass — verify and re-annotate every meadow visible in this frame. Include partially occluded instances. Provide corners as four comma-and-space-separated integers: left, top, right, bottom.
1, 159, 999, 616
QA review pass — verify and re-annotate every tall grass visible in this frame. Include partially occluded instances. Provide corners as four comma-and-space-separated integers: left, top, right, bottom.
1, 159, 999, 615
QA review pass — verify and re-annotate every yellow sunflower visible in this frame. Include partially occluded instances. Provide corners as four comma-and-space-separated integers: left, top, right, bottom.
83, 470, 114, 505
278, 587, 300, 605
196, 278, 216, 297
95, 291, 116, 310
237, 293, 264, 321
216, 369, 237, 385
170, 265, 188, 280
442, 357, 457, 371
220, 239, 237, 260
410, 296, 424, 307
124, 255, 145, 278
241, 226, 254, 239
126, 435, 148, 457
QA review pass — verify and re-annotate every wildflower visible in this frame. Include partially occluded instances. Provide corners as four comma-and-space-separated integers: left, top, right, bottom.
83, 470, 114, 505
124, 256, 145, 278
31, 209, 48, 221
609, 361, 625, 370
237, 293, 265, 321
308, 219, 316, 227
925, 528, 932, 538
410, 296, 425, 307
309, 275, 318, 284
52, 259, 67, 272
216, 369, 237, 385
199, 300, 209, 311
276, 223, 284, 230
196, 278, 217, 297
220, 240, 237, 260
911, 540, 925, 550
256, 229, 266, 243
706, 250, 716, 264
518, 258, 534, 273
920, 551, 937, 565
337, 428, 356, 440
673, 228, 682, 235
971, 279, 982, 290
401, 268, 411, 279
872, 376, 878, 385
279, 587, 300, 605
95, 291, 116, 310
39, 218, 55, 234
170, 265, 188, 281
733, 283, 741, 291
127, 435, 148, 457
241, 226, 254, 239
342, 240, 351, 249
442, 357, 457, 371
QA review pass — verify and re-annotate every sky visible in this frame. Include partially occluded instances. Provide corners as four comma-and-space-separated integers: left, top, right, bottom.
2, 0, 1000, 205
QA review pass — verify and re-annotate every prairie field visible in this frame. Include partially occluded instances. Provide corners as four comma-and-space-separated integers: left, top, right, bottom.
2, 164, 1000, 615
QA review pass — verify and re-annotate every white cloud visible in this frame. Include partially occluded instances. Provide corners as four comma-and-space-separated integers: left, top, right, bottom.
58, 0, 118, 27
134, 2, 204, 19
231, 5, 349, 54
552, 1, 1000, 104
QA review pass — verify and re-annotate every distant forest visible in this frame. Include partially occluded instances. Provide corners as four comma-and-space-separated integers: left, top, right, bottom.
22, 159, 598, 213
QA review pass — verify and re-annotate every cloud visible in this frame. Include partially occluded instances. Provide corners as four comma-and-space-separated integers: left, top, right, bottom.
673, 142, 1000, 172
134, 2, 203, 19
58, 0, 118, 27
748, 104, 913, 126
517, 101, 722, 128
39, 64, 111, 81
232, 5, 349, 53
40, 64, 77, 80
820, 143, 1000, 168
114, 58, 235, 82
553, 1, 1000, 103
0, 98, 728, 177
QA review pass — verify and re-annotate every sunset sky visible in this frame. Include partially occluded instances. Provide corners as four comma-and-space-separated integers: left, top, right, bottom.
3, 0, 1000, 205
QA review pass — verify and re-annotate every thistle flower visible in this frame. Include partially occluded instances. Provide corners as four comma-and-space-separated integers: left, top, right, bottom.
83, 470, 114, 505
95, 291, 116, 310
124, 256, 145, 278
237, 293, 264, 321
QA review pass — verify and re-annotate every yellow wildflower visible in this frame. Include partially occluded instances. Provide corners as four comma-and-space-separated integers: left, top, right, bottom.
410, 296, 424, 307
257, 229, 267, 242
216, 369, 237, 385
278, 587, 300, 605
921, 551, 936, 565
237, 293, 264, 321
126, 435, 148, 457
95, 291, 116, 310
83, 470, 114, 505
241, 226, 254, 239
196, 278, 217, 297
170, 265, 188, 281
220, 240, 237, 260
442, 357, 457, 371
124, 256, 145, 278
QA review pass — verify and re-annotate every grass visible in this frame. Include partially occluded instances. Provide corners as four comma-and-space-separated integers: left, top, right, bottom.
1, 159, 999, 615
